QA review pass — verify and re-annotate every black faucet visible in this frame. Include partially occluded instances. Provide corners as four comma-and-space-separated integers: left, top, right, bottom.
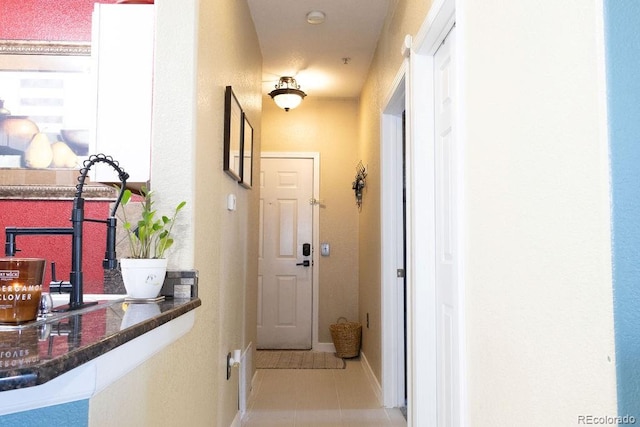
4, 154, 129, 311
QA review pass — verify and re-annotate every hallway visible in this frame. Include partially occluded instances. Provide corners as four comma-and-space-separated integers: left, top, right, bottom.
242, 358, 406, 426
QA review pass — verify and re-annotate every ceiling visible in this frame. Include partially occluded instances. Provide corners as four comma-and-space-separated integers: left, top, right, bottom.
247, 0, 390, 99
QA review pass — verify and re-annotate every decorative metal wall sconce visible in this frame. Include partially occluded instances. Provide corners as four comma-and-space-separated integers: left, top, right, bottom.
352, 161, 367, 210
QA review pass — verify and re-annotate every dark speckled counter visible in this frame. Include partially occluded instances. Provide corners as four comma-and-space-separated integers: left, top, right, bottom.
0, 296, 201, 392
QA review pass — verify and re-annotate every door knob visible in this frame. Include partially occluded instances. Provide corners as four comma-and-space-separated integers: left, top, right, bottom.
296, 260, 310, 267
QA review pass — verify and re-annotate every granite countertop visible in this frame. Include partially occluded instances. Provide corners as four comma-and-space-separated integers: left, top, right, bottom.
0, 296, 201, 392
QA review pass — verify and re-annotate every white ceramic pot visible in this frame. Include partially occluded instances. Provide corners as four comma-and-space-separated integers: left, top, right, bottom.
120, 258, 168, 299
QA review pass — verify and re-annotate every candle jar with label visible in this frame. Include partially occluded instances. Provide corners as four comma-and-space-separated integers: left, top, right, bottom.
0, 258, 46, 324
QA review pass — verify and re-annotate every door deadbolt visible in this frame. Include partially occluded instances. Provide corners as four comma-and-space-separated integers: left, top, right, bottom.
302, 243, 311, 256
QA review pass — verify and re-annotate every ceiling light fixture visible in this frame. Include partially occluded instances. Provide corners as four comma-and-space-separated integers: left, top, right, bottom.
306, 10, 326, 25
269, 77, 307, 112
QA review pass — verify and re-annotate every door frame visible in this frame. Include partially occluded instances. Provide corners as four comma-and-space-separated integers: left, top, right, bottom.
381, 0, 464, 425
381, 63, 408, 410
260, 152, 321, 349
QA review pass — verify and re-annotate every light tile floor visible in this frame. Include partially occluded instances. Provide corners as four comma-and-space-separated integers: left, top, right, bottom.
242, 358, 406, 427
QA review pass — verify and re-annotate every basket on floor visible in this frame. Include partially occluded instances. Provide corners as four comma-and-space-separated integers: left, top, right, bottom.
330, 317, 362, 358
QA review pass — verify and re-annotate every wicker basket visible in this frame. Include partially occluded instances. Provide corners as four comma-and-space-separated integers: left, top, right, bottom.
330, 317, 362, 358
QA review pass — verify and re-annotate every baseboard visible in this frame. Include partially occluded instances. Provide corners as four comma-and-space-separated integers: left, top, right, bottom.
230, 411, 242, 427
314, 342, 336, 353
360, 350, 383, 405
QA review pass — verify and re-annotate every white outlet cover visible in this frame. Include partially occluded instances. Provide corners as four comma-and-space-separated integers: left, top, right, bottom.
227, 194, 236, 211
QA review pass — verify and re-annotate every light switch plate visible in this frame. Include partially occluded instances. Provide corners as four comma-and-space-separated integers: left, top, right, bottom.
321, 243, 330, 256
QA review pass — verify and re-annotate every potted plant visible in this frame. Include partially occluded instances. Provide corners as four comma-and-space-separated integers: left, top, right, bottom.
118, 185, 186, 299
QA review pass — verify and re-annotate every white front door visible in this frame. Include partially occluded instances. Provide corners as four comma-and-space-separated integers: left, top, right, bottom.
434, 26, 460, 427
257, 157, 314, 349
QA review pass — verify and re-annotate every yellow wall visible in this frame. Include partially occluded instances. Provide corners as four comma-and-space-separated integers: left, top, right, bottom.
359, 0, 617, 423
88, 0, 262, 425
262, 96, 360, 343
358, 0, 616, 422
357, 0, 434, 384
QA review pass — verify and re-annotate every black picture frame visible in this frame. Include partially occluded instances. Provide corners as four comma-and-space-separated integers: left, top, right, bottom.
240, 113, 253, 189
223, 86, 242, 181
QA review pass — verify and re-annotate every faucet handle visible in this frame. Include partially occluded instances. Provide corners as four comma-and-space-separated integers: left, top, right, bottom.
4, 230, 20, 256
51, 261, 57, 282
103, 217, 118, 270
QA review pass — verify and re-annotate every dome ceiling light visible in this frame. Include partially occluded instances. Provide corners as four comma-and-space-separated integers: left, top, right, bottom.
306, 10, 326, 25
269, 76, 307, 112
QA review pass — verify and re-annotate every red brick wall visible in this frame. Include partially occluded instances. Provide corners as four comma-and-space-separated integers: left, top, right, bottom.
0, 0, 116, 41
1, 200, 111, 293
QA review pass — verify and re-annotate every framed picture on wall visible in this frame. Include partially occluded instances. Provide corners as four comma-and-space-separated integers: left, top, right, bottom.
223, 85, 242, 181
0, 40, 93, 169
240, 112, 253, 189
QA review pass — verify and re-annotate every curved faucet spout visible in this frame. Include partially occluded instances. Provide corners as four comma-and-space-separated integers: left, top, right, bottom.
76, 153, 130, 212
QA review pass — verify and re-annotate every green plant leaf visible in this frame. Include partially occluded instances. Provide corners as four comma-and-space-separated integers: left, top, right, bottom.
117, 185, 186, 259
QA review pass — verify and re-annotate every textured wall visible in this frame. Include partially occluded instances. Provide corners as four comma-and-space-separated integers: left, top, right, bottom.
0, 199, 111, 293
88, 0, 262, 425
0, 400, 89, 427
461, 1, 616, 425
0, 0, 115, 41
357, 0, 433, 385
603, 0, 640, 420
359, 0, 617, 422
261, 96, 360, 344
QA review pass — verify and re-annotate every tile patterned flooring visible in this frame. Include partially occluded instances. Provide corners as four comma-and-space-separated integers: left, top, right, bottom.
242, 358, 406, 427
